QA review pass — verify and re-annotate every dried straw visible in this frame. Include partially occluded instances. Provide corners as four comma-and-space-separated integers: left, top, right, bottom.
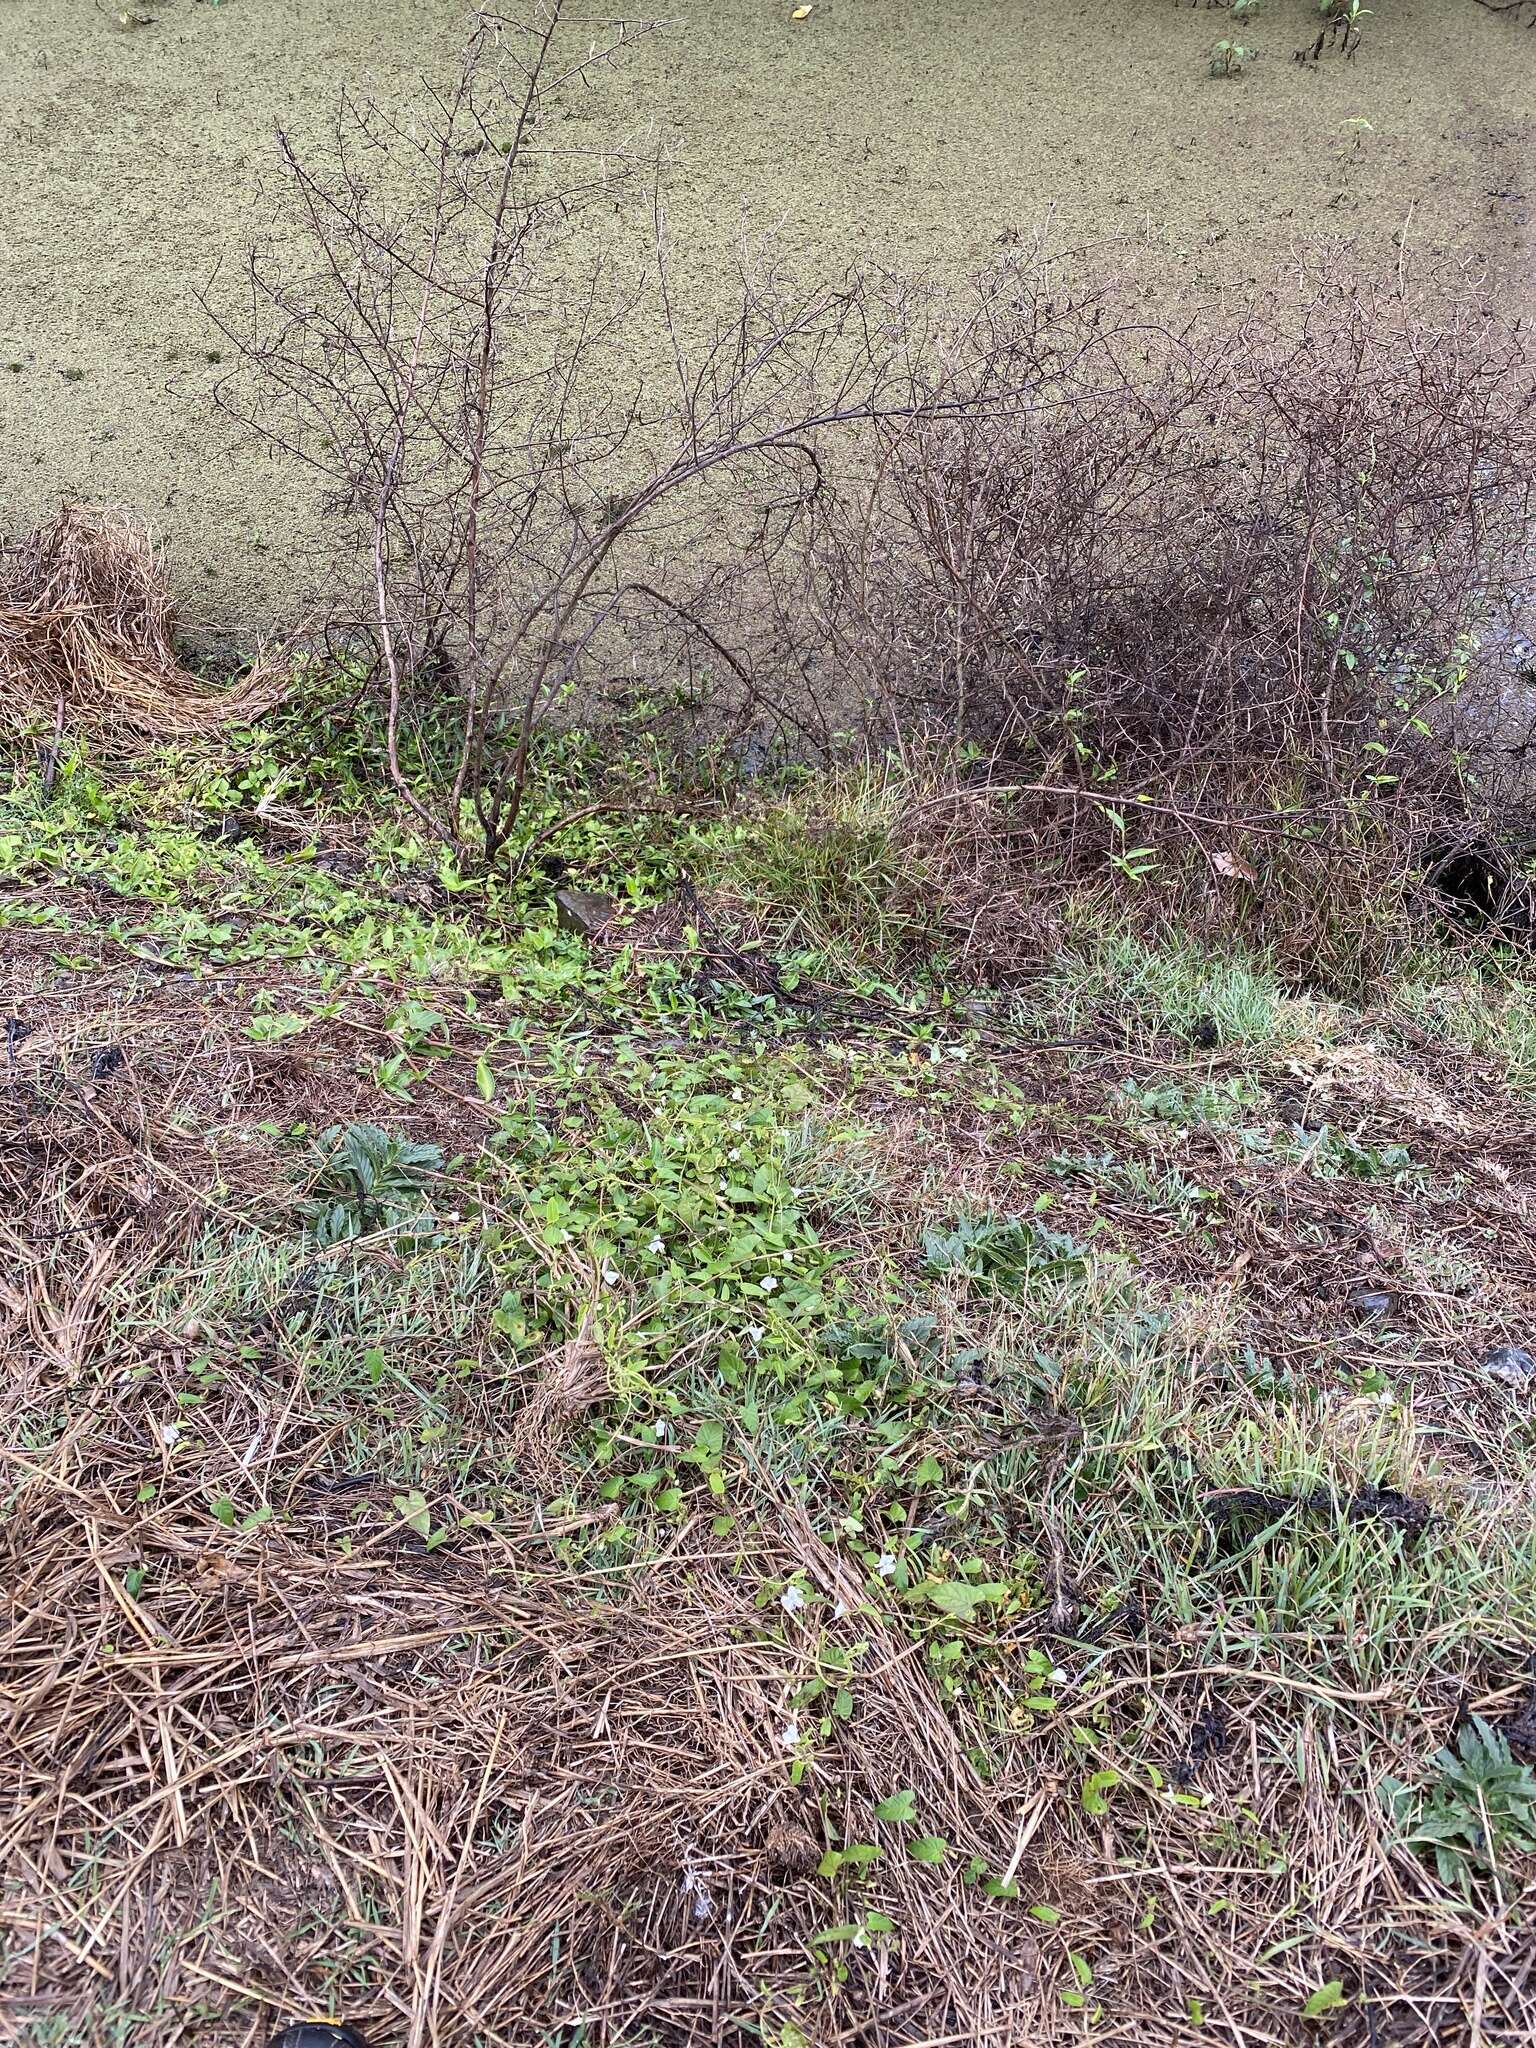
0, 504, 286, 736
0, 1024, 1044, 2046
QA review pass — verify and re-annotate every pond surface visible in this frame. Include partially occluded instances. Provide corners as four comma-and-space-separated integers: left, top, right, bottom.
1, 0, 1532, 628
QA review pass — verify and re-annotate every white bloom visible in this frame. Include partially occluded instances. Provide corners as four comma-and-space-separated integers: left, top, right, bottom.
780, 1585, 807, 1615
601, 1263, 620, 1286
779, 1718, 800, 1749
730, 1088, 744, 1102
1049, 1667, 1067, 1684
876, 1552, 897, 1578
833, 1598, 850, 1620
648, 1236, 665, 1254
158, 1421, 181, 1448
781, 1249, 793, 1264
759, 1275, 778, 1293
654, 1420, 670, 1440
728, 1148, 741, 1162
744, 1323, 764, 1346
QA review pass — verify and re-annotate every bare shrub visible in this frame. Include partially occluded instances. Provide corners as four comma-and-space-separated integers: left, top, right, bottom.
204, 0, 1536, 971
205, 5, 932, 863
817, 258, 1536, 979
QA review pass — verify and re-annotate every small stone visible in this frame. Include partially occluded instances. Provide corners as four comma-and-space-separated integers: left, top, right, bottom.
393, 874, 445, 912
267, 2027, 370, 2048
1348, 1288, 1393, 1320
202, 813, 258, 845
555, 887, 616, 938
1483, 1344, 1536, 1389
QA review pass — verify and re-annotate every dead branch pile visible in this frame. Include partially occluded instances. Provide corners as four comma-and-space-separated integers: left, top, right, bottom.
0, 505, 284, 736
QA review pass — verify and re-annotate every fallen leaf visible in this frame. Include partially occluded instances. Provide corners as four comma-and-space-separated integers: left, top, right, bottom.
1211, 848, 1258, 883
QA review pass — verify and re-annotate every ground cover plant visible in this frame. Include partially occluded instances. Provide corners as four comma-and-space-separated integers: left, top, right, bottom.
3, 706, 1535, 2047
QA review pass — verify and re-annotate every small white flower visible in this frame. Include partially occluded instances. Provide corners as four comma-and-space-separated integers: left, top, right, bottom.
158, 1421, 181, 1448
730, 1088, 744, 1102
781, 1249, 793, 1264
1049, 1667, 1068, 1684
779, 1717, 800, 1749
780, 1584, 807, 1615
759, 1275, 779, 1293
601, 1263, 620, 1286
446, 1208, 461, 1222
833, 1597, 851, 1620
728, 1148, 741, 1162
744, 1322, 765, 1346
654, 1419, 669, 1440
648, 1236, 665, 1254
876, 1552, 897, 1578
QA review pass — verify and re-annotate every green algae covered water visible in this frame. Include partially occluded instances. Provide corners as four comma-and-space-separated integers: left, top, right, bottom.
0, 0, 1531, 627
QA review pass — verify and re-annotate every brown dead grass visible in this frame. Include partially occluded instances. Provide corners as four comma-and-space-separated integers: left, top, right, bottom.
0, 1466, 1045, 2045
4, 869, 1536, 2046
0, 964, 1048, 2047
0, 506, 287, 737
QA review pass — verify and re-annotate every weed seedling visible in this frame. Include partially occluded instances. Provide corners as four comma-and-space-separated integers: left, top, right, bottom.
1381, 1718, 1536, 1897
301, 1122, 444, 1246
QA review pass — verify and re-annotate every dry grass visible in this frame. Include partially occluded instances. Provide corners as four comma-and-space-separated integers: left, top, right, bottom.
0, 506, 286, 738
0, 1271, 1041, 2046
0, 993, 1043, 2048
0, 1472, 1043, 2046
3, 838, 1536, 2045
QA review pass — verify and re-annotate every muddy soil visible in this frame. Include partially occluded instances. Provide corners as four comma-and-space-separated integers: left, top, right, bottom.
1, 0, 1532, 632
